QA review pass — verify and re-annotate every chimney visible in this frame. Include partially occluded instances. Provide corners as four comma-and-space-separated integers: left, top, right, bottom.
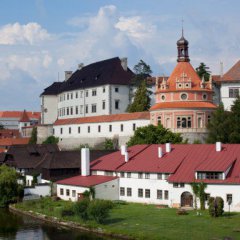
121, 145, 127, 155
124, 151, 129, 162
120, 57, 128, 71
81, 148, 90, 176
216, 142, 222, 152
166, 143, 171, 153
78, 63, 84, 70
65, 71, 73, 81
158, 147, 163, 158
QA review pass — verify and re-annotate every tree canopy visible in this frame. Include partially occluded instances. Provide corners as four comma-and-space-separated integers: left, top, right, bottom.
127, 124, 183, 146
196, 62, 211, 81
42, 136, 59, 144
132, 59, 152, 85
0, 165, 23, 207
28, 127, 37, 144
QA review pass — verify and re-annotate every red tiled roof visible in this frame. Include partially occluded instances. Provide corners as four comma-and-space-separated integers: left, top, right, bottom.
150, 101, 217, 111
0, 138, 29, 146
221, 60, 240, 81
0, 111, 40, 119
54, 112, 150, 126
0, 129, 20, 138
19, 110, 30, 122
56, 175, 118, 187
91, 144, 240, 184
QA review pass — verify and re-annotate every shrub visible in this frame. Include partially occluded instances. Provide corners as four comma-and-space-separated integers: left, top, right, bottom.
176, 209, 188, 215
208, 196, 224, 217
88, 200, 114, 223
74, 199, 90, 220
61, 207, 75, 217
216, 197, 224, 217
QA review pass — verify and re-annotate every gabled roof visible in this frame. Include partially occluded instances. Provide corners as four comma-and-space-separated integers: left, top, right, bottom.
221, 60, 240, 81
56, 175, 118, 187
150, 102, 217, 111
41, 57, 134, 96
0, 129, 20, 138
0, 111, 40, 119
19, 110, 30, 122
0, 138, 30, 146
54, 112, 150, 126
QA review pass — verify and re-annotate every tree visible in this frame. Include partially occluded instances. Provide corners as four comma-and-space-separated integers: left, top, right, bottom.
127, 81, 151, 112
228, 96, 240, 143
104, 138, 114, 150
191, 182, 199, 210
28, 127, 37, 144
0, 165, 23, 207
127, 124, 183, 147
127, 60, 152, 112
208, 197, 224, 217
199, 182, 207, 210
42, 136, 59, 144
196, 62, 211, 81
207, 103, 231, 143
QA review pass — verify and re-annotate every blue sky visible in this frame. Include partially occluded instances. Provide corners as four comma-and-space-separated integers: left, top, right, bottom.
0, 0, 240, 110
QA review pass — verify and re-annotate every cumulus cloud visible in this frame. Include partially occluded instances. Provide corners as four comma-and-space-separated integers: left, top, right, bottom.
0, 22, 50, 45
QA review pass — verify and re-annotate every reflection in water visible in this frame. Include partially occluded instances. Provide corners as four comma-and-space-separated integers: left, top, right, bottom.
0, 209, 109, 240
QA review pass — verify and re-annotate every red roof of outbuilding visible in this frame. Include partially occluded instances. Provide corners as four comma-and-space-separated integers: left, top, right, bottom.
221, 60, 240, 81
56, 175, 118, 187
0, 138, 29, 146
19, 110, 30, 122
150, 101, 217, 111
0, 111, 40, 119
54, 112, 150, 126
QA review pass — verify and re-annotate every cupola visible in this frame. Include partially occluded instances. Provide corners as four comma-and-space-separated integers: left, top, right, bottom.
177, 29, 190, 62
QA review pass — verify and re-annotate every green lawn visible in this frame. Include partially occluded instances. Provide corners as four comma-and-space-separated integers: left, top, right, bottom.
15, 198, 240, 240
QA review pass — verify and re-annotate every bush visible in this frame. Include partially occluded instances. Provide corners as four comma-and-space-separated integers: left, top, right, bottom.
176, 209, 188, 215
61, 207, 75, 217
88, 200, 114, 224
208, 196, 224, 217
74, 199, 90, 220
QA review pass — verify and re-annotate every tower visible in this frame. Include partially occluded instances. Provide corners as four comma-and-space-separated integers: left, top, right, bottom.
177, 29, 190, 62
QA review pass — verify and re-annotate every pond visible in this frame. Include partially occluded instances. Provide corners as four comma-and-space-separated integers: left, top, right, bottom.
0, 209, 110, 240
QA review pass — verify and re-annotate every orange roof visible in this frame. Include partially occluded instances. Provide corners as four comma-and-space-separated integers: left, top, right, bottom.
161, 62, 212, 92
150, 101, 217, 111
54, 112, 150, 126
0, 111, 40, 119
221, 60, 240, 81
0, 129, 20, 138
0, 138, 30, 146
19, 110, 30, 122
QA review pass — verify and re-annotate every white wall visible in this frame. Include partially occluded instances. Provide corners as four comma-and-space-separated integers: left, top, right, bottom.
95, 179, 119, 201
41, 95, 58, 124
24, 184, 51, 197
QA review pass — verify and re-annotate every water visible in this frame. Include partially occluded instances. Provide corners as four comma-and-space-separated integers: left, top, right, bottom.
0, 209, 109, 240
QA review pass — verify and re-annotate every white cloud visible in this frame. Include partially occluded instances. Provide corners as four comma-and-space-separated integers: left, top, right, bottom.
0, 22, 50, 45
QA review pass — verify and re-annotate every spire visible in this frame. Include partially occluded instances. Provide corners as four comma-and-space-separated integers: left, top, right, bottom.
19, 110, 30, 122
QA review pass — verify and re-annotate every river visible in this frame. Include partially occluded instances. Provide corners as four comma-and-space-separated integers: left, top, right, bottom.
0, 209, 110, 240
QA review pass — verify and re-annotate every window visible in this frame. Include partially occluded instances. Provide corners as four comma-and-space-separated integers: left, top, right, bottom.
85, 105, 88, 114
102, 101, 106, 110
92, 104, 97, 113
78, 126, 81, 134
145, 189, 150, 198
85, 91, 88, 97
164, 174, 170, 180
109, 125, 112, 132
202, 93, 207, 100
53, 128, 55, 135
120, 172, 124, 178
70, 107, 73, 115
60, 188, 64, 195
92, 89, 97, 96
60, 128, 63, 134
180, 93, 188, 100
105, 171, 113, 176
226, 194, 232, 204
71, 93, 73, 99
133, 123, 136, 131
72, 190, 76, 197
177, 116, 192, 128
180, 183, 185, 188
207, 115, 211, 123
138, 173, 143, 179
88, 126, 90, 133
127, 172, 131, 178
161, 95, 166, 101
67, 107, 69, 115
115, 87, 119, 92
229, 88, 239, 98
157, 190, 163, 199
164, 190, 169, 200
138, 188, 143, 198
120, 187, 125, 196
80, 105, 83, 114
66, 189, 70, 196
75, 106, 78, 115
69, 127, 71, 134
75, 92, 78, 98
145, 173, 150, 179
197, 172, 223, 180
205, 193, 210, 201
173, 183, 185, 188
67, 94, 69, 100
157, 173, 163, 180
173, 183, 178, 188
80, 91, 83, 98
98, 125, 101, 132
157, 116, 161, 125
127, 188, 132, 197
115, 100, 120, 109
103, 87, 105, 93
120, 124, 124, 132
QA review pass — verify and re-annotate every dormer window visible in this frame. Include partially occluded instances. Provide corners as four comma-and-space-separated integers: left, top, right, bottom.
197, 172, 223, 180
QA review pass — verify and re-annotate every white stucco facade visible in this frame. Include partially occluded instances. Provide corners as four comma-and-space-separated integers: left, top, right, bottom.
41, 95, 59, 124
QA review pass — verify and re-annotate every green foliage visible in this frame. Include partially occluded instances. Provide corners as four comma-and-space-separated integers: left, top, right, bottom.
191, 182, 199, 210
207, 103, 231, 143
42, 136, 59, 144
87, 199, 114, 224
0, 165, 22, 207
208, 197, 224, 217
0, 124, 4, 130
132, 59, 152, 85
28, 127, 37, 144
195, 62, 211, 81
104, 138, 114, 150
61, 206, 75, 217
191, 182, 207, 210
74, 199, 90, 220
193, 139, 201, 144
127, 124, 183, 146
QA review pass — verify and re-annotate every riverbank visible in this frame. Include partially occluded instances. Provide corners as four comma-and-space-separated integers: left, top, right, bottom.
13, 198, 240, 240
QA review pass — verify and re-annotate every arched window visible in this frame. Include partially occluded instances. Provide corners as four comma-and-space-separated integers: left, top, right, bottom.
177, 116, 192, 128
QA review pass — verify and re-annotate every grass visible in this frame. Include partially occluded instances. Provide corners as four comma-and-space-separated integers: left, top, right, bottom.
15, 198, 240, 240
